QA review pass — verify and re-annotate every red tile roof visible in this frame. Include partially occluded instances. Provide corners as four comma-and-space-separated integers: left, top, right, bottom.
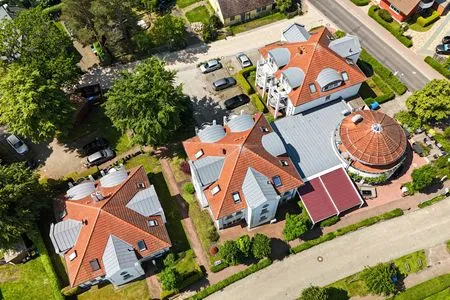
183, 113, 304, 219
339, 110, 407, 166
258, 27, 367, 107
58, 166, 171, 287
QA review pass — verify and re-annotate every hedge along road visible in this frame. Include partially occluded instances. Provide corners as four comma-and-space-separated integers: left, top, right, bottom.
206, 199, 450, 300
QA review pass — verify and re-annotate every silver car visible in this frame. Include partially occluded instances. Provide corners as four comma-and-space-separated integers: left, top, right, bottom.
84, 148, 115, 167
236, 53, 252, 68
6, 134, 29, 155
200, 59, 222, 73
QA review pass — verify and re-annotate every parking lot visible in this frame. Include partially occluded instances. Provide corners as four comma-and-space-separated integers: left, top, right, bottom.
176, 50, 261, 126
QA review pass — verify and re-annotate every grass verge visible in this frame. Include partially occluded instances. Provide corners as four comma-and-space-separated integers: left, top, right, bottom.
231, 12, 285, 35
390, 274, 450, 300
78, 280, 150, 300
185, 5, 210, 24
176, 0, 201, 9
393, 250, 426, 275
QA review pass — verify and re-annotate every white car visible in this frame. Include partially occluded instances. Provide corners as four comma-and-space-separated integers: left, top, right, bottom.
236, 53, 252, 68
200, 59, 222, 73
6, 134, 29, 155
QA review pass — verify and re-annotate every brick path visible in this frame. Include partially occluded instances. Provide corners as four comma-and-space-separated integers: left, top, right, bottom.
146, 271, 162, 300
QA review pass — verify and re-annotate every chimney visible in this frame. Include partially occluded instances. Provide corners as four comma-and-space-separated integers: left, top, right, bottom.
95, 191, 104, 200
90, 192, 99, 202
212, 120, 217, 125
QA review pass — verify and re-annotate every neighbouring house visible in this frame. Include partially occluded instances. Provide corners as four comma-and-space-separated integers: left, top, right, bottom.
208, 0, 275, 26
183, 113, 304, 230
256, 24, 367, 119
376, 0, 436, 22
0, 5, 12, 22
49, 166, 171, 288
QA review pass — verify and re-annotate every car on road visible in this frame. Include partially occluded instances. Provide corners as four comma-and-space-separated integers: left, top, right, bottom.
442, 36, 450, 44
84, 148, 115, 167
213, 77, 236, 91
236, 53, 252, 68
224, 94, 250, 110
79, 137, 109, 156
200, 59, 222, 73
435, 44, 450, 55
6, 134, 28, 155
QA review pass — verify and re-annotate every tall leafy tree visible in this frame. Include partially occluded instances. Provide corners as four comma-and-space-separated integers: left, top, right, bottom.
0, 7, 79, 85
406, 79, 450, 124
283, 213, 310, 241
0, 162, 46, 248
251, 233, 271, 259
275, 0, 294, 14
219, 240, 241, 265
150, 15, 186, 50
0, 64, 74, 142
411, 165, 436, 191
104, 57, 188, 146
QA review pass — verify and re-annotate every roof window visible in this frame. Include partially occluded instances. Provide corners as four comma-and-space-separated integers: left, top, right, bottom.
342, 71, 349, 81
309, 83, 316, 93
272, 176, 282, 187
69, 250, 77, 261
232, 192, 241, 204
195, 149, 204, 159
211, 185, 221, 195
137, 240, 147, 251
89, 259, 100, 271
148, 220, 158, 227
280, 160, 289, 166
260, 126, 269, 133
137, 182, 145, 189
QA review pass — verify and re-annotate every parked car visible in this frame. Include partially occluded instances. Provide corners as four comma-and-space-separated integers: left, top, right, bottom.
236, 53, 252, 68
200, 59, 222, 73
80, 137, 109, 156
6, 134, 28, 155
224, 94, 250, 110
84, 148, 115, 167
435, 44, 450, 55
442, 36, 450, 44
411, 142, 423, 156
213, 77, 236, 91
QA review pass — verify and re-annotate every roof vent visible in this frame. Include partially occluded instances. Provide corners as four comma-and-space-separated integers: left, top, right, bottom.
351, 114, 363, 124
371, 123, 383, 133
341, 109, 350, 116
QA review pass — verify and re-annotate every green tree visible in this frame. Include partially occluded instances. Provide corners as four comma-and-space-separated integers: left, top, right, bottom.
202, 21, 218, 43
163, 253, 176, 267
236, 235, 252, 258
158, 267, 179, 291
363, 263, 398, 296
150, 15, 186, 50
219, 240, 241, 265
0, 162, 46, 248
300, 286, 329, 300
0, 64, 74, 142
406, 80, 450, 124
275, 0, 294, 14
283, 213, 311, 241
411, 165, 436, 191
251, 233, 271, 259
0, 7, 79, 85
104, 57, 188, 146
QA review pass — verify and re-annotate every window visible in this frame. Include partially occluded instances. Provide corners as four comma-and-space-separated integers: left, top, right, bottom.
322, 81, 342, 92
123, 274, 132, 280
262, 6, 266, 11
256, 7, 262, 13
137, 240, 147, 251
280, 160, 289, 166
263, 204, 269, 209
309, 83, 316, 93
226, 215, 233, 220
261, 208, 269, 215
260, 126, 269, 133
195, 150, 204, 159
259, 215, 267, 223
222, 149, 227, 154
272, 176, 282, 187
230, 16, 235, 21
232, 192, 241, 203
389, 4, 401, 14
236, 211, 243, 216
211, 185, 221, 195
325, 95, 331, 101
341, 71, 349, 81
89, 259, 101, 271
148, 219, 158, 227
120, 271, 128, 276
69, 251, 77, 261
136, 182, 145, 189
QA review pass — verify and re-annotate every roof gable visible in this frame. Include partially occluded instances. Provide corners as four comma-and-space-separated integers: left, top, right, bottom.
49, 219, 82, 254
102, 235, 138, 276
242, 168, 278, 208
191, 156, 225, 187
126, 185, 163, 217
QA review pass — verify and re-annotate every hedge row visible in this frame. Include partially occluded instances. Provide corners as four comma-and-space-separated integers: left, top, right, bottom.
424, 56, 450, 78
418, 194, 446, 208
359, 49, 407, 95
234, 66, 256, 94
43, 2, 63, 15
351, 0, 369, 6
31, 231, 64, 300
417, 10, 440, 28
389, 274, 450, 300
364, 75, 395, 105
250, 94, 267, 113
189, 259, 272, 299
320, 215, 340, 227
368, 6, 413, 48
161, 270, 205, 299
210, 261, 229, 273
291, 209, 404, 254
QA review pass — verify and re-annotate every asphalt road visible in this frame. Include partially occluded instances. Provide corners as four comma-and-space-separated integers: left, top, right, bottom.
311, 0, 430, 91
207, 199, 450, 300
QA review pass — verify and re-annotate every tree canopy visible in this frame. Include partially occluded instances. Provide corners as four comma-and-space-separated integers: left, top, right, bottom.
363, 263, 398, 296
251, 233, 271, 259
0, 163, 46, 248
236, 235, 252, 258
104, 57, 188, 146
220, 240, 241, 265
158, 267, 179, 291
300, 286, 329, 300
283, 212, 311, 241
275, 0, 294, 14
411, 165, 436, 191
406, 80, 450, 124
150, 15, 187, 50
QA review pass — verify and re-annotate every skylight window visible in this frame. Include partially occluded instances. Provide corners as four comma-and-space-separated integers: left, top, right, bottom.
89, 259, 100, 271
137, 240, 147, 251
211, 185, 221, 195
341, 71, 349, 81
232, 192, 241, 204
195, 150, 204, 159
272, 176, 282, 187
309, 83, 316, 93
148, 220, 158, 227
136, 182, 145, 189
260, 126, 269, 133
280, 160, 289, 166
69, 251, 77, 261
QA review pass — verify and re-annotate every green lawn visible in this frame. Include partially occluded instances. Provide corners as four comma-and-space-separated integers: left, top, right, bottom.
447, 240, 450, 253
425, 288, 450, 300
391, 274, 450, 300
393, 250, 426, 275
176, 0, 200, 9
78, 280, 150, 300
231, 12, 286, 35
185, 5, 210, 24
327, 273, 369, 297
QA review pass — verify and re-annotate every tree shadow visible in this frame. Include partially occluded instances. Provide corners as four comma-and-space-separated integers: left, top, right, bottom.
157, 42, 211, 66
326, 286, 350, 300
270, 238, 290, 261
300, 227, 323, 241
191, 96, 229, 127
357, 60, 374, 77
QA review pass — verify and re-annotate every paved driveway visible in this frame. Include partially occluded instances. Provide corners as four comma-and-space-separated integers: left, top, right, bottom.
207, 199, 450, 300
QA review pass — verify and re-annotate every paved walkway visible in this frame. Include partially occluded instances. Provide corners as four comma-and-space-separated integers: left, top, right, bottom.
206, 199, 450, 300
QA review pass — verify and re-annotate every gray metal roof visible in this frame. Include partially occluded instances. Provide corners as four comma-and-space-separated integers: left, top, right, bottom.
261, 132, 286, 157
329, 34, 361, 59
281, 23, 310, 42
198, 124, 226, 143
192, 156, 225, 187
126, 185, 162, 217
242, 168, 278, 209
272, 100, 348, 179
227, 114, 254, 132
49, 219, 82, 254
282, 67, 305, 89
102, 235, 138, 277
316, 68, 342, 89
100, 168, 128, 188
268, 48, 291, 68
67, 181, 96, 200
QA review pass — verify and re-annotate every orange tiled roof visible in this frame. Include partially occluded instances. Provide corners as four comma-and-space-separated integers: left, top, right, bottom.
339, 110, 407, 166
258, 27, 367, 107
182, 113, 304, 219
59, 166, 171, 287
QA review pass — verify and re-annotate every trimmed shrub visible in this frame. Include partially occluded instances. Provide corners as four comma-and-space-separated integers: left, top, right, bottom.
283, 213, 311, 241
350, 0, 369, 6
424, 56, 450, 78
236, 235, 252, 258
183, 182, 195, 194
207, 226, 220, 242
417, 10, 440, 27
220, 240, 241, 265
210, 261, 229, 273
235, 66, 256, 94
159, 268, 180, 291
320, 216, 340, 227
335, 30, 346, 38
250, 94, 267, 112
300, 286, 329, 300
378, 9, 393, 23
252, 233, 271, 259
418, 194, 446, 208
